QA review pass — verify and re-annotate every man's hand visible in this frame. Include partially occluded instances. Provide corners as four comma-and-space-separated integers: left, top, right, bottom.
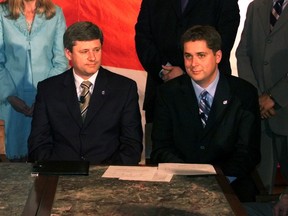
259, 94, 276, 119
274, 193, 288, 216
7, 96, 33, 117
161, 65, 184, 82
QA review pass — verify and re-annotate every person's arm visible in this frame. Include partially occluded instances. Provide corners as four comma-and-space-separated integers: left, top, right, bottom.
236, 2, 259, 90
259, 93, 276, 119
217, 0, 240, 74
117, 81, 143, 165
47, 6, 68, 77
274, 187, 288, 216
264, 72, 288, 110
135, 0, 163, 81
150, 86, 184, 164
7, 96, 33, 116
0, 8, 17, 102
28, 82, 54, 162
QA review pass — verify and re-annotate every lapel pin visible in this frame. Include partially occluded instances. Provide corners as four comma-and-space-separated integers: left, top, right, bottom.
101, 90, 105, 95
223, 100, 228, 105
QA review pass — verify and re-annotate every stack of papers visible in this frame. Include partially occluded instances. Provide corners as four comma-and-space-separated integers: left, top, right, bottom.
102, 163, 216, 182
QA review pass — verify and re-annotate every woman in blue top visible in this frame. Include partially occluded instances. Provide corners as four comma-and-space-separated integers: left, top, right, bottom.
0, 0, 68, 160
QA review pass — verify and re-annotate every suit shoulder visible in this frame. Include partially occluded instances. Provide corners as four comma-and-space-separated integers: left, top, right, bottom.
54, 5, 65, 15
248, 0, 263, 8
226, 75, 258, 97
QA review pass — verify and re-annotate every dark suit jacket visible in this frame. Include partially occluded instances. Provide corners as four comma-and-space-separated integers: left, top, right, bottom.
151, 73, 261, 178
28, 67, 143, 165
135, 0, 240, 122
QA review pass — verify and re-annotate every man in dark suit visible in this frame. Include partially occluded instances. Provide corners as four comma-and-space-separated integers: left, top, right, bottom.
28, 21, 143, 165
151, 25, 261, 202
135, 0, 240, 123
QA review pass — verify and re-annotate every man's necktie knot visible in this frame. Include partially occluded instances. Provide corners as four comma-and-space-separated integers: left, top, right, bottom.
271, 0, 284, 28
80, 80, 92, 121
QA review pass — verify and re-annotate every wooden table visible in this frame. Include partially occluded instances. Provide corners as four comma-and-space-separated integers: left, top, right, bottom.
0, 163, 246, 216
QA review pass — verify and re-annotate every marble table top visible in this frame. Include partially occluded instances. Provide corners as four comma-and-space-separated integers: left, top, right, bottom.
0, 163, 241, 216
0, 163, 34, 216
51, 166, 235, 216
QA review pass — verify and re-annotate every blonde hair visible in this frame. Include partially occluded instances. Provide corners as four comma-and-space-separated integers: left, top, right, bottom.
2, 0, 56, 20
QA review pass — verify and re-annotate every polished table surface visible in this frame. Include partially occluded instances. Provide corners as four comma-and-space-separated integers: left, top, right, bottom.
0, 163, 34, 215
0, 163, 247, 216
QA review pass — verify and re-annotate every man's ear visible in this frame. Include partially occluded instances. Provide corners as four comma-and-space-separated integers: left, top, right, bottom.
64, 48, 72, 61
215, 50, 222, 64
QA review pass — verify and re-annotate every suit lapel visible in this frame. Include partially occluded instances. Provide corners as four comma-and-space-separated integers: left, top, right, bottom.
184, 0, 201, 15
205, 74, 231, 132
180, 76, 203, 130
63, 69, 83, 127
257, 0, 272, 36
271, 2, 288, 33
13, 13, 46, 37
171, 0, 182, 18
29, 14, 46, 38
84, 67, 108, 126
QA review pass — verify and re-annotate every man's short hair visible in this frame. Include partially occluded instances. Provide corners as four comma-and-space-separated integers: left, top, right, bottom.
181, 25, 222, 53
64, 21, 104, 52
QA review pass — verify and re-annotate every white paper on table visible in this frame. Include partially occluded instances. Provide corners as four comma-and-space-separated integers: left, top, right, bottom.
102, 166, 173, 182
102, 166, 156, 179
158, 163, 216, 175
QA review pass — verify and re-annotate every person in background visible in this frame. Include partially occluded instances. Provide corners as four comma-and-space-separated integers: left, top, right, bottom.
244, 187, 288, 216
151, 25, 261, 202
236, 0, 288, 194
0, 0, 68, 161
135, 0, 240, 124
28, 21, 143, 164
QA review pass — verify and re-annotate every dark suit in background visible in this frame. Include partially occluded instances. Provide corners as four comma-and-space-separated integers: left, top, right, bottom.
28, 67, 143, 164
135, 0, 240, 122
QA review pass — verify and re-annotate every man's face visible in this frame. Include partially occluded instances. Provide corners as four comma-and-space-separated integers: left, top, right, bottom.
183, 40, 222, 88
65, 39, 102, 79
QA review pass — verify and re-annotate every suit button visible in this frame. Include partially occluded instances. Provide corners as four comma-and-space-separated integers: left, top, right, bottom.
81, 156, 86, 160
266, 38, 272, 44
200, 146, 205, 150
264, 61, 269, 65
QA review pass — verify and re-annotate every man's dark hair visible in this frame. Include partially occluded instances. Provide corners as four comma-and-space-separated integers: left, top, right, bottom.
64, 21, 104, 52
181, 25, 222, 54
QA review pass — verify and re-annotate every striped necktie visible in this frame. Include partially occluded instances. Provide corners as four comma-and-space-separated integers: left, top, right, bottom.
199, 90, 211, 128
79, 81, 92, 121
271, 0, 284, 28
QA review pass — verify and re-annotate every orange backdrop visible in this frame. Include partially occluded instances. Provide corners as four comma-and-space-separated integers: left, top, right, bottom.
53, 0, 144, 71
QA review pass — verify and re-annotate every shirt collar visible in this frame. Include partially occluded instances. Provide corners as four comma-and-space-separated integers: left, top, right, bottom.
73, 69, 98, 95
191, 69, 219, 102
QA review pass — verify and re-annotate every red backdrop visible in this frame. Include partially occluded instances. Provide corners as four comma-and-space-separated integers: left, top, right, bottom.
53, 0, 144, 71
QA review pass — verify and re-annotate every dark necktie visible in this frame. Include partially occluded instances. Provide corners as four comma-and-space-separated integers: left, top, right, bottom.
79, 81, 92, 121
181, 0, 189, 13
199, 90, 211, 128
270, 0, 284, 28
